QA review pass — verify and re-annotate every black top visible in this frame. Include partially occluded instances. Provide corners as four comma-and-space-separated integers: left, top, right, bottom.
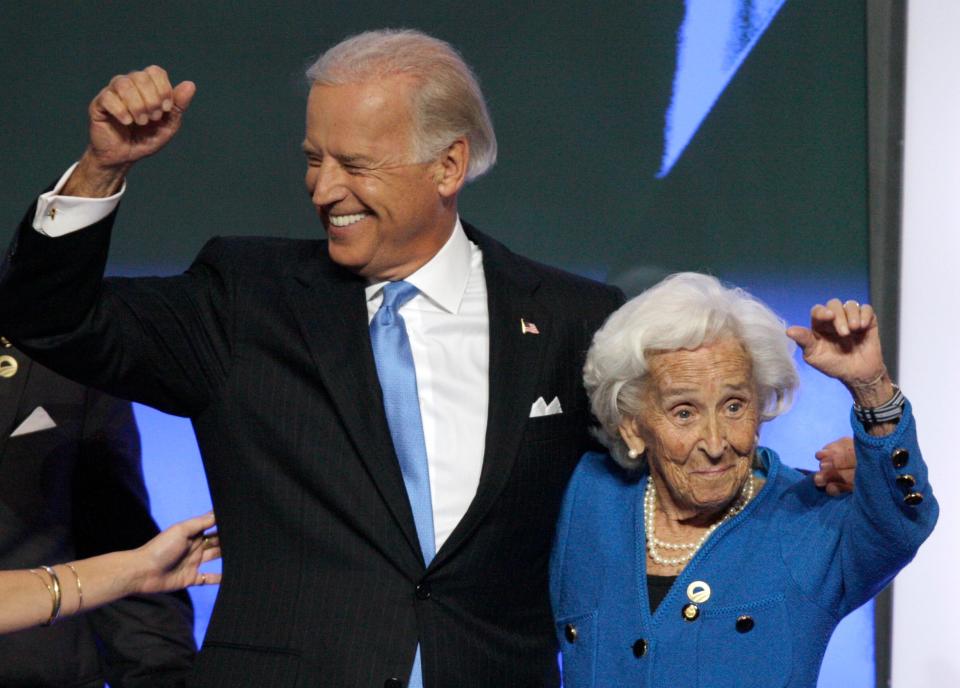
647, 574, 678, 614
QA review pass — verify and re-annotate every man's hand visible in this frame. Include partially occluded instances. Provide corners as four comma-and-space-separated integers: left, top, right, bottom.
63, 66, 196, 198
814, 437, 856, 496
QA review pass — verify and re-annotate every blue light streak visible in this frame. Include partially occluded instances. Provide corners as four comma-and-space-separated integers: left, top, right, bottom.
659, 0, 789, 177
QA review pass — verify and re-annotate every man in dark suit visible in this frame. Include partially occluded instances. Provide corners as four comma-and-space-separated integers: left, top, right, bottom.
0, 28, 617, 687
0, 342, 197, 686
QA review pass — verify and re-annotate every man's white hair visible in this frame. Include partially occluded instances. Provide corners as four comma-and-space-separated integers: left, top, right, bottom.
584, 272, 799, 469
306, 28, 497, 182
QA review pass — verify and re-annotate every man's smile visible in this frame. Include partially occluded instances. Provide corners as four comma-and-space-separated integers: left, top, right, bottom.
328, 212, 370, 227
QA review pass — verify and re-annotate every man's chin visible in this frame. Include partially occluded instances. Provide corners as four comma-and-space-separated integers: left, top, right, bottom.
326, 244, 369, 274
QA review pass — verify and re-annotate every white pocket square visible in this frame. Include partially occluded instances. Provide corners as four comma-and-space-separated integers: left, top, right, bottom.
11, 407, 57, 438
529, 396, 563, 418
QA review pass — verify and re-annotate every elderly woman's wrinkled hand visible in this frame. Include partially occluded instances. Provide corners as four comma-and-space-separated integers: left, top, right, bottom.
786, 298, 888, 396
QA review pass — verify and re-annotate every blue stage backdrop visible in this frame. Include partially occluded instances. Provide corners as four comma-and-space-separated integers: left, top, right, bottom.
2, 2, 871, 685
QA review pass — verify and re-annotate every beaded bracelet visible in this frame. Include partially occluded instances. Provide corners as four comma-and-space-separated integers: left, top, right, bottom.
853, 384, 905, 426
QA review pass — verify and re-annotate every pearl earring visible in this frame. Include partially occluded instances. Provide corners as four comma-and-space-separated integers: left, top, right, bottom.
627, 448, 640, 459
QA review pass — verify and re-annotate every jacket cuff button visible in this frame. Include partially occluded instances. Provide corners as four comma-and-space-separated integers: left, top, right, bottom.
896, 474, 916, 489
564, 623, 578, 643
903, 492, 924, 506
736, 615, 755, 633
891, 448, 909, 469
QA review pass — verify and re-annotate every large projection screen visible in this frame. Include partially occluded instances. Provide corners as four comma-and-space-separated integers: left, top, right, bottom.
1, 3, 882, 685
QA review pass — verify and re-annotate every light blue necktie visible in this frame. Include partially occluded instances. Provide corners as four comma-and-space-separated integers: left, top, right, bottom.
370, 281, 434, 688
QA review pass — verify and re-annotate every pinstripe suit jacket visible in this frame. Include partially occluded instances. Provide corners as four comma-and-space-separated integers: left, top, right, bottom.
0, 205, 622, 687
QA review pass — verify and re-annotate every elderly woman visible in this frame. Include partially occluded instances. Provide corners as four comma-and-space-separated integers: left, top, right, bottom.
550, 273, 937, 687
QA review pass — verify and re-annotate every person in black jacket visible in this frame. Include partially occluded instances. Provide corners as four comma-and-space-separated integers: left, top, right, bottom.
0, 344, 199, 687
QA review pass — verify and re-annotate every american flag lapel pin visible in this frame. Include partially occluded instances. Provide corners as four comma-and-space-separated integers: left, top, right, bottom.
520, 318, 540, 335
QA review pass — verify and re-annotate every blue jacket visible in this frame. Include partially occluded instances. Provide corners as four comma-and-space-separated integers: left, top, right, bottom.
550, 404, 937, 687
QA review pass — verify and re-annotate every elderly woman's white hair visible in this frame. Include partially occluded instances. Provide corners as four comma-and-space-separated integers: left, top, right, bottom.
306, 28, 497, 182
584, 272, 799, 469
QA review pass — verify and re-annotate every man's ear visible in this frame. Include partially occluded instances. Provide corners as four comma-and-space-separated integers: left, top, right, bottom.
618, 419, 646, 456
435, 138, 469, 197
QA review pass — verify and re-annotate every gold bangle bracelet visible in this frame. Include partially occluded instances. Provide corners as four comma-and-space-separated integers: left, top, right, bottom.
28, 569, 55, 624
65, 563, 83, 614
28, 568, 59, 626
39, 565, 62, 625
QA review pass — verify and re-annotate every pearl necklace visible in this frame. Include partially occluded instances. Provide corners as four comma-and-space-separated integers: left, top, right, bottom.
644, 473, 755, 567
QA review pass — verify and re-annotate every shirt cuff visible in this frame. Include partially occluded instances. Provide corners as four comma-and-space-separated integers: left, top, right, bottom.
32, 162, 126, 237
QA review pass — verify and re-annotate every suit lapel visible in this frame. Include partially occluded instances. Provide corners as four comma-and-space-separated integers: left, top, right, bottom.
431, 226, 546, 568
0, 347, 32, 460
286, 247, 423, 567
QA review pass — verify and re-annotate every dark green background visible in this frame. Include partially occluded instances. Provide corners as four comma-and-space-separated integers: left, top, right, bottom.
0, 2, 875, 681
0, 1, 866, 287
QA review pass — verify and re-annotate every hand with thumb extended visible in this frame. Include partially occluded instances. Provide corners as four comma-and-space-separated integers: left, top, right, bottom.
66, 65, 196, 197
786, 298, 892, 406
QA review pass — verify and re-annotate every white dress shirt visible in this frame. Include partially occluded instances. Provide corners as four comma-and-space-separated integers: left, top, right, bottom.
33, 163, 124, 235
31, 169, 490, 555
366, 220, 488, 552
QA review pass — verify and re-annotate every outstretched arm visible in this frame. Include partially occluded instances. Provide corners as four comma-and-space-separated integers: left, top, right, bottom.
0, 66, 234, 416
783, 299, 937, 615
0, 512, 220, 635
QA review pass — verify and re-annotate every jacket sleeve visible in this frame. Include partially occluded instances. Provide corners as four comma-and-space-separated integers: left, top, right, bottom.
72, 389, 197, 688
0, 205, 233, 417
780, 401, 938, 618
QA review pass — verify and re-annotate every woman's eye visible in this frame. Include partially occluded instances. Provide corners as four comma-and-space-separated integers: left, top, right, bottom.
727, 401, 743, 413
675, 408, 693, 420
